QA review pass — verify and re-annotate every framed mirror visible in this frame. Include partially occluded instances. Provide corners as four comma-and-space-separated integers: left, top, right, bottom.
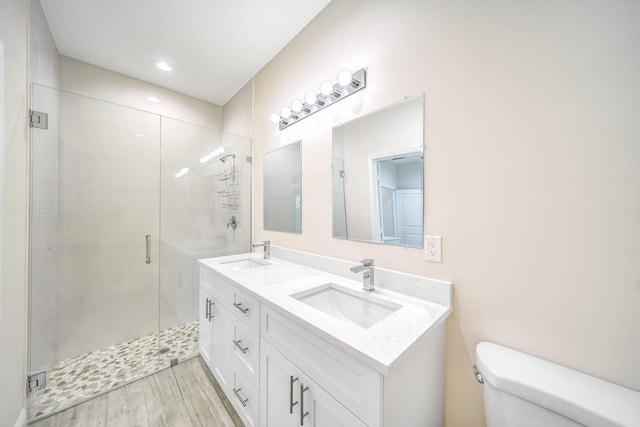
264, 141, 302, 233
332, 94, 424, 248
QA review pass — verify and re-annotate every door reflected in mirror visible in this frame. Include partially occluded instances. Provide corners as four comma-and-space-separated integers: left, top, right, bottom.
264, 141, 302, 233
332, 94, 424, 248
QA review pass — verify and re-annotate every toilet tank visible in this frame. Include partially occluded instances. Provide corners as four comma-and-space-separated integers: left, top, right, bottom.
475, 342, 640, 427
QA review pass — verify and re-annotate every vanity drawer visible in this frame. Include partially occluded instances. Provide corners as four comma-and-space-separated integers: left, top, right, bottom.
230, 364, 259, 427
231, 319, 260, 388
229, 285, 260, 332
261, 306, 381, 427
200, 267, 230, 305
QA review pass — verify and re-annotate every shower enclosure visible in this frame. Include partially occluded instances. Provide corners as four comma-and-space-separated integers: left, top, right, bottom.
28, 84, 251, 421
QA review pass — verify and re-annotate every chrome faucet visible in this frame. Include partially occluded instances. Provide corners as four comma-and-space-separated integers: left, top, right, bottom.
350, 259, 375, 291
252, 240, 271, 259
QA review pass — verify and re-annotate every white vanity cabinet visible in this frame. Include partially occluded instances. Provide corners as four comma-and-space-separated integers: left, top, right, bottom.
200, 268, 261, 427
199, 252, 450, 427
260, 305, 446, 427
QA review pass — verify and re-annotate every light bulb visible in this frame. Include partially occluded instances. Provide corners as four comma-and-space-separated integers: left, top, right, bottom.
280, 107, 292, 118
291, 99, 303, 113
337, 69, 352, 87
270, 113, 280, 124
304, 91, 318, 105
320, 80, 334, 96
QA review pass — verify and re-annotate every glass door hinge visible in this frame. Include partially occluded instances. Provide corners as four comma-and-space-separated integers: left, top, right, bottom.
27, 372, 46, 393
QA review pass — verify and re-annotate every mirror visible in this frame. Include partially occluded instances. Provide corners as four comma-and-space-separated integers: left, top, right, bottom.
264, 141, 302, 233
332, 94, 424, 248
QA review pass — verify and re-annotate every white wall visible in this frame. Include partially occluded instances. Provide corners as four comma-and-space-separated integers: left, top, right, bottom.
223, 79, 253, 138
0, 0, 29, 425
59, 55, 223, 129
252, 1, 640, 425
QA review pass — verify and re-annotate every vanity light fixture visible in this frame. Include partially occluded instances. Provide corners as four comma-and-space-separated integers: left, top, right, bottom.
271, 68, 366, 130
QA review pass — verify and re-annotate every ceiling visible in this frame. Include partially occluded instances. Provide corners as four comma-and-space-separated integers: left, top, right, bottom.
40, 0, 332, 106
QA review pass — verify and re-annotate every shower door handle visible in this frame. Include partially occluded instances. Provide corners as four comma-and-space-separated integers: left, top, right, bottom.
145, 235, 151, 264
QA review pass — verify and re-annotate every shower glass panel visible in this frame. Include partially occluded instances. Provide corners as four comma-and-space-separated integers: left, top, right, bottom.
28, 85, 252, 422
158, 118, 251, 360
29, 84, 162, 420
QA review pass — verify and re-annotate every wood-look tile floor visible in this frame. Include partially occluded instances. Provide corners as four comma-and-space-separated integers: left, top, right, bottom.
30, 357, 243, 427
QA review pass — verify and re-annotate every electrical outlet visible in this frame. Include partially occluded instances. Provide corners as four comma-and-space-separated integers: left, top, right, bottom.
425, 236, 442, 262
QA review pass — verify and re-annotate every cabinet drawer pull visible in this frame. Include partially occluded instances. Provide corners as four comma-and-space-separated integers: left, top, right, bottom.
205, 298, 215, 321
233, 302, 249, 314
233, 387, 249, 407
300, 383, 309, 425
233, 339, 249, 354
289, 375, 299, 414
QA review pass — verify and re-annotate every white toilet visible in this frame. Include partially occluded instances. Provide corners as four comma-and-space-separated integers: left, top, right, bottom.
474, 342, 640, 427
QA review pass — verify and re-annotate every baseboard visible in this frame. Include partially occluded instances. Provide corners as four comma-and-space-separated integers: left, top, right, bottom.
14, 409, 26, 427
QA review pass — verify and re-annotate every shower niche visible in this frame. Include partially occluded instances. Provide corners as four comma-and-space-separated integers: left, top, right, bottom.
28, 84, 251, 421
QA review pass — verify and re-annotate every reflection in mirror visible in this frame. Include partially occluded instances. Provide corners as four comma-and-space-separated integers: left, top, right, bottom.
264, 141, 302, 233
332, 94, 424, 248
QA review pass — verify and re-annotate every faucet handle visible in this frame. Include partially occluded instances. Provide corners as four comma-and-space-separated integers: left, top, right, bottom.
360, 258, 374, 266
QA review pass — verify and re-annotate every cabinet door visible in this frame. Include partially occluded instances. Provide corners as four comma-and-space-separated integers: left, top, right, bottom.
261, 340, 366, 427
199, 286, 215, 369
299, 374, 367, 427
211, 303, 232, 391
260, 339, 301, 427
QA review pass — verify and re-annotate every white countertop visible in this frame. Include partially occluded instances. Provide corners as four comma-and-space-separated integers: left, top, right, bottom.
198, 252, 452, 375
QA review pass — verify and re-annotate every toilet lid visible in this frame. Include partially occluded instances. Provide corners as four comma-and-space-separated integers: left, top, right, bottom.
475, 342, 640, 427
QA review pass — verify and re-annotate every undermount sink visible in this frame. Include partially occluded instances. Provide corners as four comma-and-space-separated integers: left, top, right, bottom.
221, 258, 271, 270
292, 283, 401, 329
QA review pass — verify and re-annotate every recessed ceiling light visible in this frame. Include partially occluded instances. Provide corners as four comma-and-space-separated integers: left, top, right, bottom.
146, 96, 160, 103
153, 60, 173, 72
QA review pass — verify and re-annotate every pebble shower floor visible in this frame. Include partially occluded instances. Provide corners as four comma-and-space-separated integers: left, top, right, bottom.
29, 321, 199, 421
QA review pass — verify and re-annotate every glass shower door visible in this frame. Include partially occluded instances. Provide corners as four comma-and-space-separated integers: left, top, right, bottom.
28, 84, 161, 421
